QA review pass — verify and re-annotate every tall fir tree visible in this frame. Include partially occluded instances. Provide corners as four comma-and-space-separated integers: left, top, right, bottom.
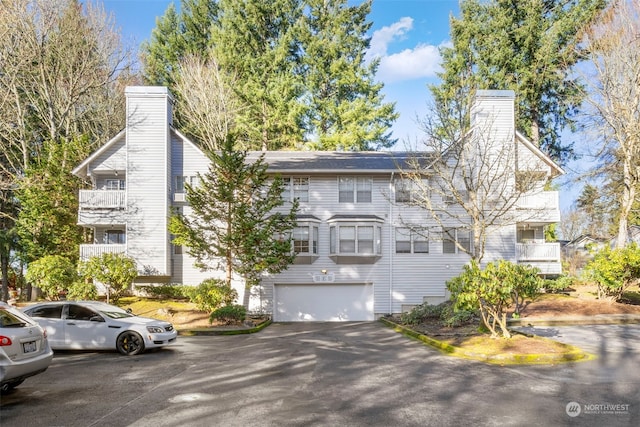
431, 0, 606, 164
211, 0, 305, 150
169, 135, 298, 299
141, 0, 218, 89
300, 0, 397, 150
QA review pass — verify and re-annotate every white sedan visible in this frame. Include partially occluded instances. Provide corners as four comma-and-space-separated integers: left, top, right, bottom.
22, 301, 177, 356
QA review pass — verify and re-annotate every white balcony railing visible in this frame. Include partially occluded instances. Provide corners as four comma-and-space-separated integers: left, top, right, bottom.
79, 244, 125, 261
516, 242, 561, 261
517, 191, 559, 211
79, 190, 126, 209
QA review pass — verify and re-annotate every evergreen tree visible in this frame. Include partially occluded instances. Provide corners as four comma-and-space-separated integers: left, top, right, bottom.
211, 0, 305, 150
169, 135, 298, 302
431, 0, 606, 164
300, 0, 398, 150
141, 0, 218, 89
14, 138, 86, 263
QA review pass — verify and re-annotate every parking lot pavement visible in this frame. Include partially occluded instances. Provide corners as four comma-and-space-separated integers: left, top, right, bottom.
512, 324, 640, 355
1, 322, 639, 427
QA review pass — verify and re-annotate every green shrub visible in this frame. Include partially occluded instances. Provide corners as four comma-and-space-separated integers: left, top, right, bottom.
584, 243, 640, 301
447, 260, 542, 338
441, 307, 477, 327
25, 255, 78, 300
184, 279, 237, 312
66, 281, 98, 300
209, 304, 246, 325
401, 303, 444, 325
136, 284, 187, 299
543, 275, 575, 293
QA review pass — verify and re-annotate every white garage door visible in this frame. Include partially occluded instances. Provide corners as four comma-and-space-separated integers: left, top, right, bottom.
273, 283, 374, 322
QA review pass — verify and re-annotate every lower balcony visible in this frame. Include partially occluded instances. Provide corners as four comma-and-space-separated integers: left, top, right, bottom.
516, 242, 562, 275
79, 244, 126, 261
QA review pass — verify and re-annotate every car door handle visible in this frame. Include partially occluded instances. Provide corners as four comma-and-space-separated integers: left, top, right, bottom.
66, 322, 76, 326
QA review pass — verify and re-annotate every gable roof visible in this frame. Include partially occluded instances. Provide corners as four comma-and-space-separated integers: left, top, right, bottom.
246, 151, 433, 174
515, 131, 565, 177
72, 127, 203, 179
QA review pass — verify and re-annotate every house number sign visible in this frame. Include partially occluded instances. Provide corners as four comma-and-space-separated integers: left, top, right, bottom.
312, 272, 335, 283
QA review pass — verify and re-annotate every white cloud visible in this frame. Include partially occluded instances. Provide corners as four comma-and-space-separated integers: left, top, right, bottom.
367, 17, 446, 83
367, 16, 414, 60
377, 43, 444, 83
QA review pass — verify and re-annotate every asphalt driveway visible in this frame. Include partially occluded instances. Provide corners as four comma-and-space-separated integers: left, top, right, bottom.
1, 322, 638, 426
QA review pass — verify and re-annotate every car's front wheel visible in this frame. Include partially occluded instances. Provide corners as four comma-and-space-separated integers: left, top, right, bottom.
1, 379, 24, 393
116, 331, 144, 356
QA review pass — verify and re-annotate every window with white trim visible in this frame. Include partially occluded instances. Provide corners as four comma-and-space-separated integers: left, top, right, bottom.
394, 179, 413, 203
175, 175, 199, 193
339, 177, 372, 203
395, 227, 429, 253
282, 177, 309, 202
105, 230, 125, 244
106, 179, 125, 190
442, 227, 471, 254
329, 224, 381, 255
292, 225, 318, 254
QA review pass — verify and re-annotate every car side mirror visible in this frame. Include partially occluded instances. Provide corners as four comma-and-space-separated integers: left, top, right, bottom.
89, 315, 104, 322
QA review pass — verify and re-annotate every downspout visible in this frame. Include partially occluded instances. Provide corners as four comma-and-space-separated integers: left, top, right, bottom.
389, 171, 394, 315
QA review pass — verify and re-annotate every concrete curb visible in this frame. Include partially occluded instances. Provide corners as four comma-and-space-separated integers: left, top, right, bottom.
379, 317, 593, 365
179, 319, 272, 336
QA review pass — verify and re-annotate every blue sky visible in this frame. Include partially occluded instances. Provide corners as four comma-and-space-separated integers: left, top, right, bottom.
102, 0, 459, 145
101, 0, 580, 210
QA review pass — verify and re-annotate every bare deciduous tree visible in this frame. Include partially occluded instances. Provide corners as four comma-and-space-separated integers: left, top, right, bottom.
0, 0, 135, 182
579, 0, 640, 248
174, 54, 240, 151
400, 92, 560, 262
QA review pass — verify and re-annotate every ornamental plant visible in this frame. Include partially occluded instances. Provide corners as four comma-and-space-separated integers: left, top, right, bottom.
79, 252, 138, 303
25, 255, 78, 300
447, 260, 542, 338
584, 243, 640, 301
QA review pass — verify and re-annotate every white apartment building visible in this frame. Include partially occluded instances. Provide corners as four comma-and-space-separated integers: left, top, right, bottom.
72, 87, 563, 321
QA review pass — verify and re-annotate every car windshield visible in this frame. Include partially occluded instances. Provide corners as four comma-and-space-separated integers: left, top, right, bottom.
95, 305, 135, 319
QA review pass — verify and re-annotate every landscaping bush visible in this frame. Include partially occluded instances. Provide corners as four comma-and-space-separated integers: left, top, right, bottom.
66, 281, 98, 300
184, 278, 237, 312
584, 243, 640, 301
209, 304, 246, 325
25, 255, 78, 300
400, 301, 477, 328
439, 302, 477, 327
543, 275, 577, 293
400, 303, 444, 325
136, 284, 188, 300
447, 260, 542, 338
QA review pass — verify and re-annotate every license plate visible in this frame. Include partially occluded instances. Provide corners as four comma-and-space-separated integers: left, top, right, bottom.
23, 341, 37, 353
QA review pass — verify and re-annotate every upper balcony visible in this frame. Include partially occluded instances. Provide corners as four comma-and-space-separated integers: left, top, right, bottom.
79, 244, 126, 261
516, 191, 560, 223
79, 190, 126, 210
516, 242, 562, 275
